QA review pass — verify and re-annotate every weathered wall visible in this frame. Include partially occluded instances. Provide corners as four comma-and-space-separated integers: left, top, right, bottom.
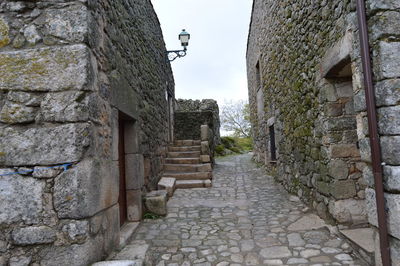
174, 99, 221, 145
247, 0, 400, 264
0, 0, 173, 265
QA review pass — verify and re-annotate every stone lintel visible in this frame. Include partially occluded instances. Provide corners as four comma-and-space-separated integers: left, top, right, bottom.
320, 30, 353, 79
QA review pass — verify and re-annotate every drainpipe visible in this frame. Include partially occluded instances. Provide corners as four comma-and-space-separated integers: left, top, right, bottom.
355, 0, 391, 265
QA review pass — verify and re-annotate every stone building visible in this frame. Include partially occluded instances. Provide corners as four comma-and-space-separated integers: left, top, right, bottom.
0, 0, 174, 265
247, 0, 400, 264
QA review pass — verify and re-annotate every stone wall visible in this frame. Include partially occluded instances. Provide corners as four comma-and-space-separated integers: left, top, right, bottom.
0, 0, 173, 265
247, 0, 400, 264
174, 99, 221, 146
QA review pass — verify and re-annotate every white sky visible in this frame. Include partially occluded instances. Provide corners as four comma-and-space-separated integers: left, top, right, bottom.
151, 0, 253, 105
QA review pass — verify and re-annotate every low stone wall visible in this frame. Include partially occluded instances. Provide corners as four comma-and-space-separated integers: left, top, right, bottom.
174, 99, 221, 146
174, 111, 213, 140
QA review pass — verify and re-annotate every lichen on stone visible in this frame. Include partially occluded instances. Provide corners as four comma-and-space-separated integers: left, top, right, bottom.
0, 17, 10, 48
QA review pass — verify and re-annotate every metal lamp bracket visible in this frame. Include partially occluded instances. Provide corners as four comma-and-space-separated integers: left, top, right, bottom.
167, 49, 187, 62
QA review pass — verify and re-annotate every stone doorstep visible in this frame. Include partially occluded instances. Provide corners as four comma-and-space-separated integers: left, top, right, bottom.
119, 222, 140, 249
340, 227, 375, 264
113, 240, 149, 261
94, 240, 150, 266
157, 177, 176, 197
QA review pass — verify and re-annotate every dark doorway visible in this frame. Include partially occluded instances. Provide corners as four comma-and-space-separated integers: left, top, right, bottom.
166, 91, 174, 143
118, 114, 128, 226
269, 125, 277, 161
256, 61, 261, 90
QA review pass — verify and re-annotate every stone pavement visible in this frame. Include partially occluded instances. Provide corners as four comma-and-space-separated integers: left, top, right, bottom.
130, 154, 364, 265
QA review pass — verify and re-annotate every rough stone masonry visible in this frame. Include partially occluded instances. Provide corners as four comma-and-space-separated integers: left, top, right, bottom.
0, 0, 174, 265
247, 0, 400, 264
174, 99, 221, 160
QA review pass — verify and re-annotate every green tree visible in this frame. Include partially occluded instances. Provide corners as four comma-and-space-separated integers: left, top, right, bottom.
220, 100, 251, 138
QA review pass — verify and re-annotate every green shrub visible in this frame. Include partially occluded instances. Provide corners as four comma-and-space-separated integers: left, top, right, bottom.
216, 137, 253, 157
215, 144, 225, 156
221, 136, 235, 148
228, 146, 241, 153
235, 137, 253, 151
143, 212, 162, 219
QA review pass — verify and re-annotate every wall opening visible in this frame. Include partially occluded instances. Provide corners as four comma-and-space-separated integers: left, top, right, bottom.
256, 61, 261, 90
257, 88, 265, 124
166, 91, 174, 143
118, 113, 128, 226
269, 125, 277, 161
118, 111, 141, 225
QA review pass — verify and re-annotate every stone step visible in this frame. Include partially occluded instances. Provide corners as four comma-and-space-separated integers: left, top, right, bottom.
119, 222, 140, 249
340, 228, 375, 265
165, 158, 201, 164
164, 163, 212, 173
112, 240, 150, 264
163, 171, 212, 180
167, 151, 201, 158
157, 177, 176, 197
168, 145, 201, 152
174, 140, 202, 146
175, 179, 212, 189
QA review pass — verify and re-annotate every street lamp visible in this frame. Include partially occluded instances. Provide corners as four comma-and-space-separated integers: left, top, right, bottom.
167, 29, 191, 62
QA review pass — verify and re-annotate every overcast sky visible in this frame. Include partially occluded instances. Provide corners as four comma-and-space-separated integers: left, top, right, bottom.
151, 0, 253, 105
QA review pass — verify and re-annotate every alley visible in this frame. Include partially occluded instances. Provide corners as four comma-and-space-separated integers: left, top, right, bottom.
126, 154, 363, 266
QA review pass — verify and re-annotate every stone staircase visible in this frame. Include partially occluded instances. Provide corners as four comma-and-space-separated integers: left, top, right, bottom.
161, 140, 212, 190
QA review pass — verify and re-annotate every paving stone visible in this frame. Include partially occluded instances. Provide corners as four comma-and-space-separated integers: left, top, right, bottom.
287, 233, 306, 247
300, 249, 321, 258
287, 257, 309, 264
321, 247, 341, 254
119, 154, 362, 265
263, 259, 283, 265
240, 239, 255, 251
310, 255, 332, 263
260, 246, 292, 259
244, 253, 259, 265
335, 253, 353, 261
230, 253, 243, 263
287, 214, 326, 231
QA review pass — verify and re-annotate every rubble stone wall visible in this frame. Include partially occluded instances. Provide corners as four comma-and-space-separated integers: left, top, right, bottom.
174, 99, 221, 149
247, 0, 400, 264
0, 0, 173, 265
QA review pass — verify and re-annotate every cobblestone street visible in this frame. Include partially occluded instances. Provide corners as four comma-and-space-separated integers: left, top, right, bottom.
131, 154, 363, 265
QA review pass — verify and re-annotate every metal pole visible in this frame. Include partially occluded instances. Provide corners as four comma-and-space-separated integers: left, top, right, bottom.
355, 0, 391, 265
